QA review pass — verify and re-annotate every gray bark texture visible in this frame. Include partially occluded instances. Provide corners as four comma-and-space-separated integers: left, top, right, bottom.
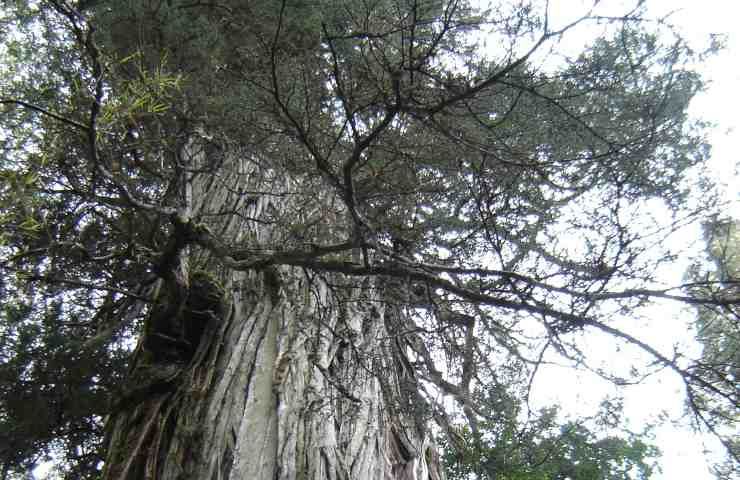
101, 146, 444, 480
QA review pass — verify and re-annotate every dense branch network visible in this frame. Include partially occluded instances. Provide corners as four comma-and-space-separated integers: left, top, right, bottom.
1, 0, 737, 475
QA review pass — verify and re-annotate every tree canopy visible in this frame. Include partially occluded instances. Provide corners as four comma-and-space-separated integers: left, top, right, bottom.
0, 0, 737, 478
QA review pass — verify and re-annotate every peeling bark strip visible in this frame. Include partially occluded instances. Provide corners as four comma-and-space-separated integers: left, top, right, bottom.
103, 267, 443, 479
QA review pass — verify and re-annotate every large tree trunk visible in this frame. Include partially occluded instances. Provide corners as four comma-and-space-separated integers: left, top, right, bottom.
103, 269, 443, 480
101, 144, 444, 480
90, 1, 446, 475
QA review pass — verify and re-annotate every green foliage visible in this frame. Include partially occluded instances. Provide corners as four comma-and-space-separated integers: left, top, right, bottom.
438, 373, 659, 480
686, 218, 740, 477
441, 408, 659, 480
0, 294, 129, 478
0, 9, 147, 475
100, 51, 183, 128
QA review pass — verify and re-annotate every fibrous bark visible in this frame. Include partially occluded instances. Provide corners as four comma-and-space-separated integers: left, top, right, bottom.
101, 145, 443, 480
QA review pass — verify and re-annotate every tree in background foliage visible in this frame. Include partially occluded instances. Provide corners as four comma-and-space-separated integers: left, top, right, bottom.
439, 371, 660, 480
686, 218, 740, 479
0, 0, 737, 479
442, 413, 658, 480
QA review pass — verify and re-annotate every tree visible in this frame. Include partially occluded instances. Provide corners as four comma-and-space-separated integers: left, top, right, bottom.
0, 0, 737, 479
442, 416, 659, 480
439, 381, 660, 480
686, 218, 740, 479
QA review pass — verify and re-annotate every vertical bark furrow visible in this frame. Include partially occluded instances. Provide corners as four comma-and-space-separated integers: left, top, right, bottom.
102, 137, 444, 479
216, 275, 280, 479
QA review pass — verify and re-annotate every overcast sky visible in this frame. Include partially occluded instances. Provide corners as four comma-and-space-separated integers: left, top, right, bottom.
631, 2, 738, 477
526, 1, 738, 479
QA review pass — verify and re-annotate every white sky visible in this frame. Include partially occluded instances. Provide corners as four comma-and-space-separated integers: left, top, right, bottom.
646, 3, 738, 477
662, 0, 739, 207
525, 1, 739, 479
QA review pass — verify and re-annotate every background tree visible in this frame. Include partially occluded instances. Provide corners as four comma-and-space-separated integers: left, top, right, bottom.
686, 218, 740, 479
0, 0, 736, 479
438, 373, 660, 480
441, 413, 659, 480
